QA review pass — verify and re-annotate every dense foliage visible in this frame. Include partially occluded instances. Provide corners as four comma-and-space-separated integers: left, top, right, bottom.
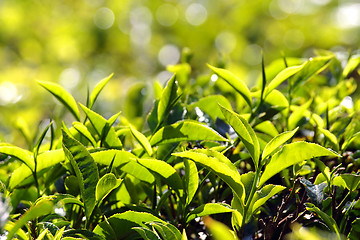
0, 49, 359, 239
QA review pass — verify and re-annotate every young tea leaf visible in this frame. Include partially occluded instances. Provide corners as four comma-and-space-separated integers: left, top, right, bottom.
72, 121, 97, 147
249, 184, 286, 216
88, 73, 113, 109
208, 64, 252, 107
333, 174, 360, 192
288, 99, 312, 130
149, 120, 227, 146
148, 221, 182, 240
184, 159, 198, 205
203, 216, 239, 240
62, 130, 99, 221
37, 80, 80, 121
158, 74, 178, 126
132, 227, 161, 240
259, 142, 340, 187
188, 95, 233, 121
219, 104, 260, 169
318, 128, 339, 152
95, 173, 122, 204
262, 127, 298, 161
0, 145, 34, 171
129, 124, 153, 156
186, 203, 234, 223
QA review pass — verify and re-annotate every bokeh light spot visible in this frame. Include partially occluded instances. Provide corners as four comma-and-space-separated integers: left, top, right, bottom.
0, 82, 22, 105
284, 29, 304, 50
242, 44, 262, 66
59, 68, 81, 91
185, 3, 207, 26
335, 3, 360, 29
94, 7, 115, 30
156, 4, 179, 26
158, 44, 180, 67
215, 31, 237, 54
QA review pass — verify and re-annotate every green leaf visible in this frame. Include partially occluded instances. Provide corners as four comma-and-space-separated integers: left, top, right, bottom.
262, 127, 298, 161
249, 184, 286, 215
138, 158, 183, 198
129, 124, 153, 156
91, 150, 154, 183
318, 128, 339, 152
9, 149, 65, 190
265, 65, 303, 97
147, 221, 182, 240
259, 142, 340, 187
7, 200, 54, 240
79, 104, 122, 148
0, 145, 34, 171
37, 80, 80, 121
93, 211, 166, 239
300, 178, 327, 206
220, 104, 260, 169
254, 121, 279, 138
62, 130, 99, 221
341, 131, 360, 151
188, 95, 233, 121
72, 121, 97, 147
158, 74, 178, 125
333, 174, 360, 191
348, 218, 360, 240
208, 64, 252, 107
89, 73, 113, 109
186, 203, 234, 223
150, 120, 227, 146
96, 173, 122, 204
305, 203, 341, 239
174, 149, 245, 203
288, 99, 312, 130
33, 121, 52, 159
343, 54, 360, 78
184, 159, 198, 205
132, 227, 161, 240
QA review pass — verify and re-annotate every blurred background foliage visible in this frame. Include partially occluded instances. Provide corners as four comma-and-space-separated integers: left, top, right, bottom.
0, 0, 360, 145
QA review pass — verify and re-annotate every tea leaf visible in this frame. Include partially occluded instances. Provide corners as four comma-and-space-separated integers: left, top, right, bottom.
305, 203, 341, 239
184, 159, 198, 205
62, 130, 99, 221
288, 99, 312, 130
300, 178, 327, 206
203, 216, 239, 240
148, 221, 182, 240
333, 174, 360, 191
188, 95, 233, 121
91, 150, 154, 183
37, 80, 80, 121
132, 227, 161, 240
259, 142, 340, 187
72, 121, 97, 147
262, 127, 298, 161
318, 128, 339, 152
79, 104, 122, 148
186, 203, 234, 223
158, 74, 179, 125
208, 64, 252, 107
93, 211, 165, 239
0, 145, 34, 171
9, 149, 65, 190
249, 184, 286, 215
220, 105, 260, 169
138, 158, 183, 198
150, 120, 227, 146
343, 54, 360, 78
96, 173, 122, 204
7, 199, 53, 240
89, 73, 113, 109
129, 124, 153, 156
174, 149, 245, 203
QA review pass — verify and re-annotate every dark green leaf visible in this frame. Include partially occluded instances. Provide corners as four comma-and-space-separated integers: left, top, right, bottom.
62, 130, 99, 221
300, 178, 327, 206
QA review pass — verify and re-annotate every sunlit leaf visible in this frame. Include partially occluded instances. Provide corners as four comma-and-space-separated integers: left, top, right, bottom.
150, 120, 227, 146
318, 128, 339, 152
0, 145, 34, 171
72, 121, 97, 147
188, 95, 233, 121
184, 159, 198, 205
88, 73, 113, 109
203, 216, 239, 240
262, 127, 298, 161
304, 203, 341, 239
7, 200, 54, 240
37, 80, 80, 121
208, 64, 252, 107
174, 149, 245, 203
129, 124, 153, 156
95, 173, 122, 204
132, 227, 160, 240
220, 104, 260, 169
158, 74, 178, 125
147, 221, 182, 240
62, 130, 99, 221
259, 142, 340, 187
288, 99, 312, 130
343, 54, 360, 78
186, 203, 234, 223
249, 184, 286, 215
333, 174, 360, 191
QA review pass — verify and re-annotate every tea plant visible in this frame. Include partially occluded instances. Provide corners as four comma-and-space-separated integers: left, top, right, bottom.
0, 49, 359, 239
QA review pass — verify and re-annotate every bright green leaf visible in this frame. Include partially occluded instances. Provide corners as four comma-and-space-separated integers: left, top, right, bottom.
89, 73, 113, 109
158, 74, 178, 125
259, 142, 340, 187
186, 203, 234, 223
203, 216, 239, 240
184, 159, 198, 205
208, 64, 252, 107
333, 174, 360, 191
150, 120, 227, 146
37, 80, 80, 121
132, 227, 161, 240
0, 145, 34, 171
73, 121, 97, 147
262, 127, 298, 161
288, 99, 312, 130
96, 173, 122, 204
250, 184, 286, 215
148, 221, 182, 240
343, 54, 360, 78
318, 128, 339, 152
188, 95, 233, 121
129, 124, 153, 156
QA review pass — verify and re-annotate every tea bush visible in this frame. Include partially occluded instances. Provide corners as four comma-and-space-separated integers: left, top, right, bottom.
0, 49, 359, 239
